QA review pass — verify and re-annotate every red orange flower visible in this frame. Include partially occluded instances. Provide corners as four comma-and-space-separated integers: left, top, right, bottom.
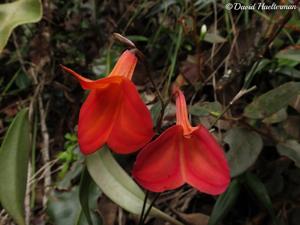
61, 50, 154, 155
132, 87, 230, 195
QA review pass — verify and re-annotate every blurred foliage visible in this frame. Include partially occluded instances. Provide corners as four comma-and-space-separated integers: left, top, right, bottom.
0, 0, 42, 52
225, 127, 263, 177
57, 133, 79, 179
47, 183, 102, 225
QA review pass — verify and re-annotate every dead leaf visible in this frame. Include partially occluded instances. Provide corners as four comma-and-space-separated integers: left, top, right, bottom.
2, 104, 18, 117
178, 212, 209, 225
174, 74, 188, 88
99, 195, 118, 225
180, 54, 204, 85
283, 116, 300, 140
290, 95, 300, 113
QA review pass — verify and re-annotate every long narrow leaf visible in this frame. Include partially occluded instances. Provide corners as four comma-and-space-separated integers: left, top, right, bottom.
208, 179, 240, 225
244, 173, 278, 225
79, 167, 97, 225
0, 108, 31, 225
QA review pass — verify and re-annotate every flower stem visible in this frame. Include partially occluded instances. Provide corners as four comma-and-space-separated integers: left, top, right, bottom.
138, 190, 149, 225
141, 193, 161, 224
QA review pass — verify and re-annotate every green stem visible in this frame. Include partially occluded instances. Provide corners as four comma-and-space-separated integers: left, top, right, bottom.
141, 193, 161, 224
138, 190, 149, 225
165, 25, 183, 98
210, 86, 256, 128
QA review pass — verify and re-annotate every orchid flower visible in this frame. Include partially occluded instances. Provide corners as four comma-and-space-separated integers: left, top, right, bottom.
61, 50, 154, 155
133, 87, 230, 195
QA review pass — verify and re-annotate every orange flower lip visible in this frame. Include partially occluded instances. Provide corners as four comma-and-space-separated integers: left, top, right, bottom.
173, 86, 197, 137
61, 50, 154, 155
133, 88, 230, 195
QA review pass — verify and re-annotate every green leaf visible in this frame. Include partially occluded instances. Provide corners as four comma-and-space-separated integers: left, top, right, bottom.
0, 108, 31, 225
276, 67, 300, 79
48, 187, 81, 225
47, 185, 102, 225
79, 167, 100, 225
225, 128, 263, 177
244, 173, 277, 224
15, 72, 32, 90
243, 59, 271, 89
56, 159, 83, 190
86, 147, 184, 225
189, 101, 222, 117
277, 140, 300, 167
244, 82, 300, 119
276, 49, 300, 63
262, 108, 287, 124
126, 35, 149, 42
76, 211, 102, 225
0, 0, 43, 52
150, 101, 162, 125
77, 175, 102, 225
208, 180, 240, 225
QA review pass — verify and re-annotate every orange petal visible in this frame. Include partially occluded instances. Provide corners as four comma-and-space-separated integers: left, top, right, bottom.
61, 50, 136, 89
182, 126, 230, 195
78, 83, 122, 154
107, 79, 154, 154
61, 65, 122, 90
108, 50, 137, 80
173, 87, 197, 136
132, 126, 184, 192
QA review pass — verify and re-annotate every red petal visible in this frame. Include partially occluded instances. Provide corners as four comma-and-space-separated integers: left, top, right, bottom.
108, 50, 137, 80
61, 50, 136, 90
107, 79, 154, 154
132, 126, 184, 192
61, 65, 122, 90
78, 83, 122, 154
182, 126, 230, 195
